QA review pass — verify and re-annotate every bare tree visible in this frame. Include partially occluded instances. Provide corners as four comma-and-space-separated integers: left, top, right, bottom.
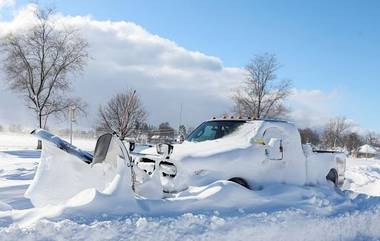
299, 128, 320, 146
0, 7, 88, 148
365, 132, 379, 147
178, 124, 187, 137
232, 53, 292, 119
344, 132, 364, 153
322, 117, 352, 149
97, 90, 147, 140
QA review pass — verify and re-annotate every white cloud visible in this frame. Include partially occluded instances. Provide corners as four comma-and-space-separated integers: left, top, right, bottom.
0, 4, 245, 129
0, 0, 14, 10
287, 89, 340, 129
0, 4, 352, 132
288, 89, 374, 135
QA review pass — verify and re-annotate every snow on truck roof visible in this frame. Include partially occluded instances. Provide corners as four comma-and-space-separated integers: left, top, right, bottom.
208, 117, 292, 124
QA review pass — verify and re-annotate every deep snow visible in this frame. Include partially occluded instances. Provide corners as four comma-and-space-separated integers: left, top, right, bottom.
1, 133, 380, 240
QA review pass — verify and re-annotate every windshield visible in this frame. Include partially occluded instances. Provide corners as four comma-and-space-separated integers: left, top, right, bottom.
186, 120, 246, 142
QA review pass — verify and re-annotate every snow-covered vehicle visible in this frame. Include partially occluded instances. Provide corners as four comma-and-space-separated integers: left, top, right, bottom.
26, 118, 346, 207
134, 118, 346, 194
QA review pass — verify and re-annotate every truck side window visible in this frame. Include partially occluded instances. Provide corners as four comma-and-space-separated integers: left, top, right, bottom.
187, 121, 246, 142
263, 127, 284, 160
266, 138, 284, 160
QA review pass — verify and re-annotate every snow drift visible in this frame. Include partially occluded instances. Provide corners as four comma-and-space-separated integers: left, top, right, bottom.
16, 120, 348, 225
2, 133, 380, 240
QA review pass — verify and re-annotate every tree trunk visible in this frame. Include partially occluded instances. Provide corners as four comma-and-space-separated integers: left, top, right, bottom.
257, 98, 262, 119
37, 112, 43, 150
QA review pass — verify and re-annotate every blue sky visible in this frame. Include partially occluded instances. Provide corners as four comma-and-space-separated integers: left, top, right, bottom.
3, 0, 380, 131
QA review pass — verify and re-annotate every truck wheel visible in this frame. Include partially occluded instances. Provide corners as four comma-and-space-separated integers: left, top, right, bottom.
228, 177, 250, 189
326, 169, 338, 186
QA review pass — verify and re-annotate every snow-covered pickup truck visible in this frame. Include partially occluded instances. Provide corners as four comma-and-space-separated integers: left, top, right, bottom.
134, 119, 346, 195
27, 118, 346, 206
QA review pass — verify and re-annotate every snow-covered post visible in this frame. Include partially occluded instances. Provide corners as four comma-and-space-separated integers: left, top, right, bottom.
69, 105, 77, 144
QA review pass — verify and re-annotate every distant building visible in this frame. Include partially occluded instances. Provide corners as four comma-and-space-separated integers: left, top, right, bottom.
357, 144, 379, 159
148, 130, 176, 144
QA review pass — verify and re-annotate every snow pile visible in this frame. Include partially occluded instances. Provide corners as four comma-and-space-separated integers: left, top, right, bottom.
344, 158, 380, 196
24, 142, 124, 207
4, 165, 380, 228
2, 207, 380, 241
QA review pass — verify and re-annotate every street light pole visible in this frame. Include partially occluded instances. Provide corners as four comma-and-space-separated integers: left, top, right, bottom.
179, 103, 183, 129
69, 105, 76, 144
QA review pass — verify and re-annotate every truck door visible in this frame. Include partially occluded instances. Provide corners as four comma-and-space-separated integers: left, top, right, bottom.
263, 127, 284, 160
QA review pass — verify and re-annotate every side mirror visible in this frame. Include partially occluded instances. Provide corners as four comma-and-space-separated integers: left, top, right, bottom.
129, 142, 135, 152
156, 143, 174, 157
265, 138, 283, 160
124, 142, 135, 152
92, 133, 113, 165
177, 134, 185, 144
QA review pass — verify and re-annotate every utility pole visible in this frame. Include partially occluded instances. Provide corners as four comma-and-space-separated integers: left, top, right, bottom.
69, 105, 76, 144
179, 103, 183, 129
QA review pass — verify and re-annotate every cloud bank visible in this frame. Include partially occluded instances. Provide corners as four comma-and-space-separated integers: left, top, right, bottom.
0, 5, 342, 131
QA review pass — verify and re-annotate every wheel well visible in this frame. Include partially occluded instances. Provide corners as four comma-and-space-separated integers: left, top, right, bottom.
228, 177, 250, 189
326, 168, 338, 185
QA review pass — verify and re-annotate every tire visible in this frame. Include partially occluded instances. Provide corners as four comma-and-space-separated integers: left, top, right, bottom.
326, 169, 338, 186
228, 177, 250, 189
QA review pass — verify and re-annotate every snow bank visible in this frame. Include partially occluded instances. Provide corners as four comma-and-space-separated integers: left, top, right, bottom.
3, 128, 380, 240
8, 177, 380, 227
2, 142, 380, 240
2, 206, 380, 241
344, 158, 380, 196
24, 142, 121, 207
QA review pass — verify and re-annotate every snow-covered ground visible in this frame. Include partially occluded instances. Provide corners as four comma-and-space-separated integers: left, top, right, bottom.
0, 132, 96, 151
345, 158, 380, 197
1, 133, 380, 240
